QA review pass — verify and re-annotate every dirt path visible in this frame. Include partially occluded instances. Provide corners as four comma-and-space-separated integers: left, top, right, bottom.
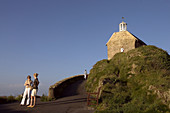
0, 80, 95, 113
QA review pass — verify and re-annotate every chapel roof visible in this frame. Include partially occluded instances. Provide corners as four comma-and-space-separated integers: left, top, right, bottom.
106, 31, 146, 46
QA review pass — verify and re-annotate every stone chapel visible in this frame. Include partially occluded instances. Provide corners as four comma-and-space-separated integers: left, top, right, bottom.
106, 21, 146, 60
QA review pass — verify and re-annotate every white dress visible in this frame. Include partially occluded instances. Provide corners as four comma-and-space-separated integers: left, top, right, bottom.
20, 80, 32, 105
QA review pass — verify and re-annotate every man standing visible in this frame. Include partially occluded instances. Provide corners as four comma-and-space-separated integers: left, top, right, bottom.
28, 73, 39, 108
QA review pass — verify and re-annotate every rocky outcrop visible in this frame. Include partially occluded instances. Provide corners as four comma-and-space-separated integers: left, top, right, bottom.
148, 85, 170, 108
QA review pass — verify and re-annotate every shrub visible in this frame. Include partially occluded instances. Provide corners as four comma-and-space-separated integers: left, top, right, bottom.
0, 95, 18, 104
7, 95, 16, 103
41, 94, 53, 102
15, 95, 22, 102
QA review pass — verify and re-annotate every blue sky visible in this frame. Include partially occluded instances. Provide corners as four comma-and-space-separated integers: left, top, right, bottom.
0, 0, 170, 96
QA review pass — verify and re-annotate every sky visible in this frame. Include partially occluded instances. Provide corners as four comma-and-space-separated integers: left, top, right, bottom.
0, 0, 170, 96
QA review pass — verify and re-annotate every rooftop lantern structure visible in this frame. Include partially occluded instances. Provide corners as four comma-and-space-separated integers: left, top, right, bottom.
119, 21, 127, 32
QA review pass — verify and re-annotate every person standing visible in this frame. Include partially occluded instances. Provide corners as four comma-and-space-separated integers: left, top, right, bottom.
20, 75, 33, 106
84, 70, 87, 79
121, 47, 124, 52
28, 73, 39, 108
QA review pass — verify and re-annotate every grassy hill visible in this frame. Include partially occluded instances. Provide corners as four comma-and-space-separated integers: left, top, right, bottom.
86, 45, 170, 113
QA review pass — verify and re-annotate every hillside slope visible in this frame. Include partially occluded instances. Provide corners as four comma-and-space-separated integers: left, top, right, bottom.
86, 45, 170, 113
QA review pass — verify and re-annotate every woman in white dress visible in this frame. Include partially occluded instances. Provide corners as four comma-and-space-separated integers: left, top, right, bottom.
20, 75, 33, 106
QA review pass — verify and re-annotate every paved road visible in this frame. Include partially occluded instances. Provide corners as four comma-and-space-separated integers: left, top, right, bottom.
0, 80, 95, 113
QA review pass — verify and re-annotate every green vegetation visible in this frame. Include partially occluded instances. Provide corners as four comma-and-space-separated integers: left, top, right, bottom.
86, 45, 170, 113
0, 95, 22, 104
15, 95, 22, 102
41, 94, 53, 102
0, 94, 53, 104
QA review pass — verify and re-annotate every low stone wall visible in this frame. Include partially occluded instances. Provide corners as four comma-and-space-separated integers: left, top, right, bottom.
48, 74, 85, 99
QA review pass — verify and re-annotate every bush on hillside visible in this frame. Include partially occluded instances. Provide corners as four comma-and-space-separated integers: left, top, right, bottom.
86, 45, 170, 113
0, 95, 19, 104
